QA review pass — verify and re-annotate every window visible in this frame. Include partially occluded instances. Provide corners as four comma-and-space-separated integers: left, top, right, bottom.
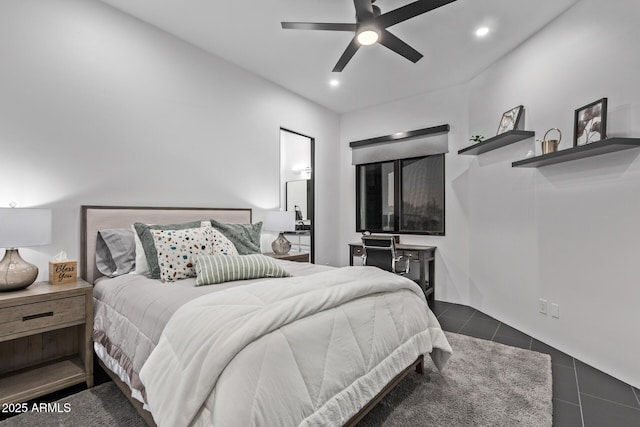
356, 154, 444, 235
357, 161, 395, 232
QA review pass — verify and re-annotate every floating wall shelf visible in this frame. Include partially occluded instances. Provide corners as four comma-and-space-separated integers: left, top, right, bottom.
458, 130, 535, 155
512, 138, 640, 168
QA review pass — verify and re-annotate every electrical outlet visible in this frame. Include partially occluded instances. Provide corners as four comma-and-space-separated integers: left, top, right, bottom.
551, 303, 560, 319
539, 299, 548, 315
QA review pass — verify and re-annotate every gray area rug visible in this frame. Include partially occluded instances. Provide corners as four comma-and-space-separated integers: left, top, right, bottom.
1, 332, 552, 426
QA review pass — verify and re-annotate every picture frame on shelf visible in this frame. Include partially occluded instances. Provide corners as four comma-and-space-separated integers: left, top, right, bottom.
574, 98, 607, 146
496, 105, 524, 135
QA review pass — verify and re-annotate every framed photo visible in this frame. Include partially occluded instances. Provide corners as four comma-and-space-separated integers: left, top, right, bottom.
574, 98, 607, 146
496, 105, 524, 135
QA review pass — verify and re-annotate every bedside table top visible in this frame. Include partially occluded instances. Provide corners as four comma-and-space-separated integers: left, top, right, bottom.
263, 251, 310, 262
0, 279, 92, 306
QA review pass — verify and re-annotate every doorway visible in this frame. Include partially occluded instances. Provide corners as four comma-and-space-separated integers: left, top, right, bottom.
280, 128, 314, 263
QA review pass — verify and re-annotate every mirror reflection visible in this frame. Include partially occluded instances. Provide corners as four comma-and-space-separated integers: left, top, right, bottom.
286, 180, 310, 222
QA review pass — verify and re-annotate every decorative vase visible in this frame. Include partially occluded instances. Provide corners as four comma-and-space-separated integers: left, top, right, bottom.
271, 232, 292, 255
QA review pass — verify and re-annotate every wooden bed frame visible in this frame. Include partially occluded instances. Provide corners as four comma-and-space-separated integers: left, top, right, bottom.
97, 355, 424, 427
81, 205, 426, 427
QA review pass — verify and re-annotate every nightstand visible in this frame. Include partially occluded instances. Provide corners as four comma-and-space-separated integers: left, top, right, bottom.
0, 279, 93, 405
264, 251, 310, 263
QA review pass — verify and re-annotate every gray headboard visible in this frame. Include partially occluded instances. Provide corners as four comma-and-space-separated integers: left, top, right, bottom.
81, 205, 253, 284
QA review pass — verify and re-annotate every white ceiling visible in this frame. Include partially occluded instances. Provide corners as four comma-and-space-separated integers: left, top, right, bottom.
98, 0, 579, 113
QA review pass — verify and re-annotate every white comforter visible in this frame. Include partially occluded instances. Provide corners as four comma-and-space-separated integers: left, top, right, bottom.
140, 266, 452, 427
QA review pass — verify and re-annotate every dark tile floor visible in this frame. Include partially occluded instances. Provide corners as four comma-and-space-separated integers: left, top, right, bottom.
431, 300, 640, 427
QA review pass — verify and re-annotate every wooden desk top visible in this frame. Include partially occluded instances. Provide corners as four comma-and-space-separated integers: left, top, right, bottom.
349, 242, 436, 251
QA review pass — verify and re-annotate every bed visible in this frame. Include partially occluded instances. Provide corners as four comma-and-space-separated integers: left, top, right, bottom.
81, 205, 452, 427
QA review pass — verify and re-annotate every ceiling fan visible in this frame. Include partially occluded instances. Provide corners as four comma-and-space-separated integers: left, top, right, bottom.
281, 0, 457, 72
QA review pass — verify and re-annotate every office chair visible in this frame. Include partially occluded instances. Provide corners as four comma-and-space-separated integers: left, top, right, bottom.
361, 236, 410, 275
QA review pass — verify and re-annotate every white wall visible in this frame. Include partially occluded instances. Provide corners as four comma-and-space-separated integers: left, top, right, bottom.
467, 0, 640, 388
0, 0, 340, 274
340, 0, 640, 388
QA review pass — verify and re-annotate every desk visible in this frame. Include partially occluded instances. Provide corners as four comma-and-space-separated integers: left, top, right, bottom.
348, 243, 436, 300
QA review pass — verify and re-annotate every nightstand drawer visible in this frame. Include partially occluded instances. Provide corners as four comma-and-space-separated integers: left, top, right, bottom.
0, 295, 85, 339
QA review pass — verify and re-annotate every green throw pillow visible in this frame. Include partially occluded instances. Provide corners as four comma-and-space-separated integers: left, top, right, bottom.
193, 254, 291, 286
133, 220, 202, 279
209, 220, 262, 255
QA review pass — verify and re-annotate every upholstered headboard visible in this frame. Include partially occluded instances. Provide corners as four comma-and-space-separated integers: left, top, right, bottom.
81, 205, 252, 284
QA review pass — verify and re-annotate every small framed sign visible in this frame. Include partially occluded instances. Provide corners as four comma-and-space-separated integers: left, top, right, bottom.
574, 98, 607, 146
49, 260, 77, 285
496, 105, 524, 135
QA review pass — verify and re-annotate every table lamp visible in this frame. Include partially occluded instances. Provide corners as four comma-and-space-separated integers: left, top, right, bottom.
0, 207, 52, 292
264, 211, 296, 255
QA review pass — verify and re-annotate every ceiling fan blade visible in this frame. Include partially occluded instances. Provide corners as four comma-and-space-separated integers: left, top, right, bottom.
281, 22, 357, 31
379, 30, 423, 63
353, 0, 374, 22
332, 38, 360, 72
377, 0, 457, 28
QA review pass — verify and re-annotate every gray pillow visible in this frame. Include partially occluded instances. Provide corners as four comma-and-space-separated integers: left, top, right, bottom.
193, 254, 291, 286
133, 221, 201, 279
209, 220, 263, 255
96, 228, 136, 277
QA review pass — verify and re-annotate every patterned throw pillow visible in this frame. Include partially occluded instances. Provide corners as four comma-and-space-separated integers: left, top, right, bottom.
210, 227, 239, 256
209, 220, 262, 255
152, 227, 214, 282
192, 254, 292, 286
134, 221, 202, 279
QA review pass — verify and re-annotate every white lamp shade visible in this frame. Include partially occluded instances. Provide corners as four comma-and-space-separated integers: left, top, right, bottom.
0, 208, 52, 248
264, 211, 296, 232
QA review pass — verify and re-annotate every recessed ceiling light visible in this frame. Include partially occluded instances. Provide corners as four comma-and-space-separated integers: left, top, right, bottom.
475, 26, 490, 38
329, 79, 340, 87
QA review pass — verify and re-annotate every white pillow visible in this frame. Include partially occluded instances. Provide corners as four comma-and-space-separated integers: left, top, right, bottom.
131, 224, 150, 276
152, 226, 215, 282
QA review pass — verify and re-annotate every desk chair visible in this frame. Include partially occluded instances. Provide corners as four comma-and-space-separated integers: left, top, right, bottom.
361, 236, 410, 275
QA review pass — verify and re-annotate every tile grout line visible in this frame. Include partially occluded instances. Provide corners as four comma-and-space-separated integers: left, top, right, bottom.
633, 386, 640, 408
579, 391, 640, 411
489, 322, 500, 341
553, 397, 581, 407
456, 310, 476, 333
573, 358, 586, 427
436, 304, 452, 317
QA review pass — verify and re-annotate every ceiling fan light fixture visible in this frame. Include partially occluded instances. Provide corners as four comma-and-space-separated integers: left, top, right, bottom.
356, 27, 379, 46
281, 0, 459, 71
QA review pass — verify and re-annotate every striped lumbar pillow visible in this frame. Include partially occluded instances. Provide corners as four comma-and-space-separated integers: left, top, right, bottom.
192, 254, 292, 286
